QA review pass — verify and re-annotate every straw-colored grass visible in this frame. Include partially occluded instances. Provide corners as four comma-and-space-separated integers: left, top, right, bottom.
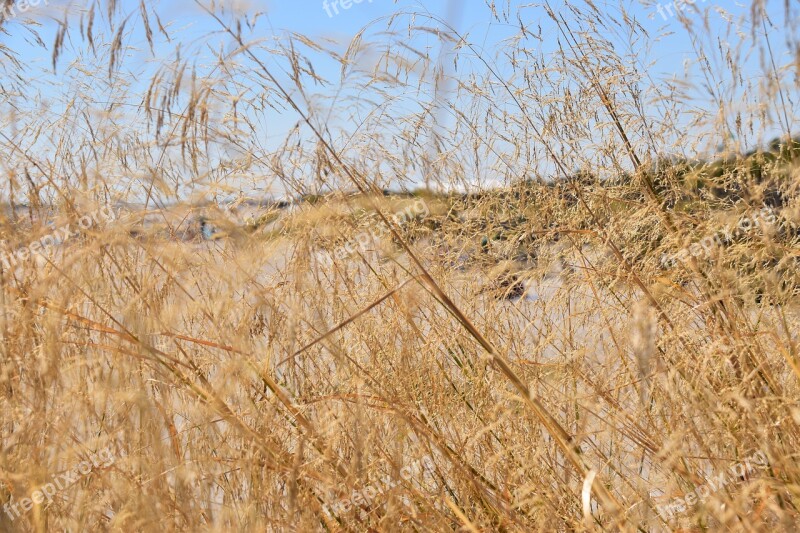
0, 0, 798, 531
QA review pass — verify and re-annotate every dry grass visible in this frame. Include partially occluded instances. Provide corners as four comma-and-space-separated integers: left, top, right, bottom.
0, 0, 799, 531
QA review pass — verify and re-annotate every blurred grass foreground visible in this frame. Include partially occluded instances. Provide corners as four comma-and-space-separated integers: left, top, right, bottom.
0, 0, 799, 531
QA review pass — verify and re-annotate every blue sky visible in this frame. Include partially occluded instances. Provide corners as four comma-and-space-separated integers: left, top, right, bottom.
8, 0, 783, 110
0, 0, 794, 197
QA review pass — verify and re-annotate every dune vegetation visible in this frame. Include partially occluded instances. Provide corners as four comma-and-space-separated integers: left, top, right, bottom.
0, 0, 799, 531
